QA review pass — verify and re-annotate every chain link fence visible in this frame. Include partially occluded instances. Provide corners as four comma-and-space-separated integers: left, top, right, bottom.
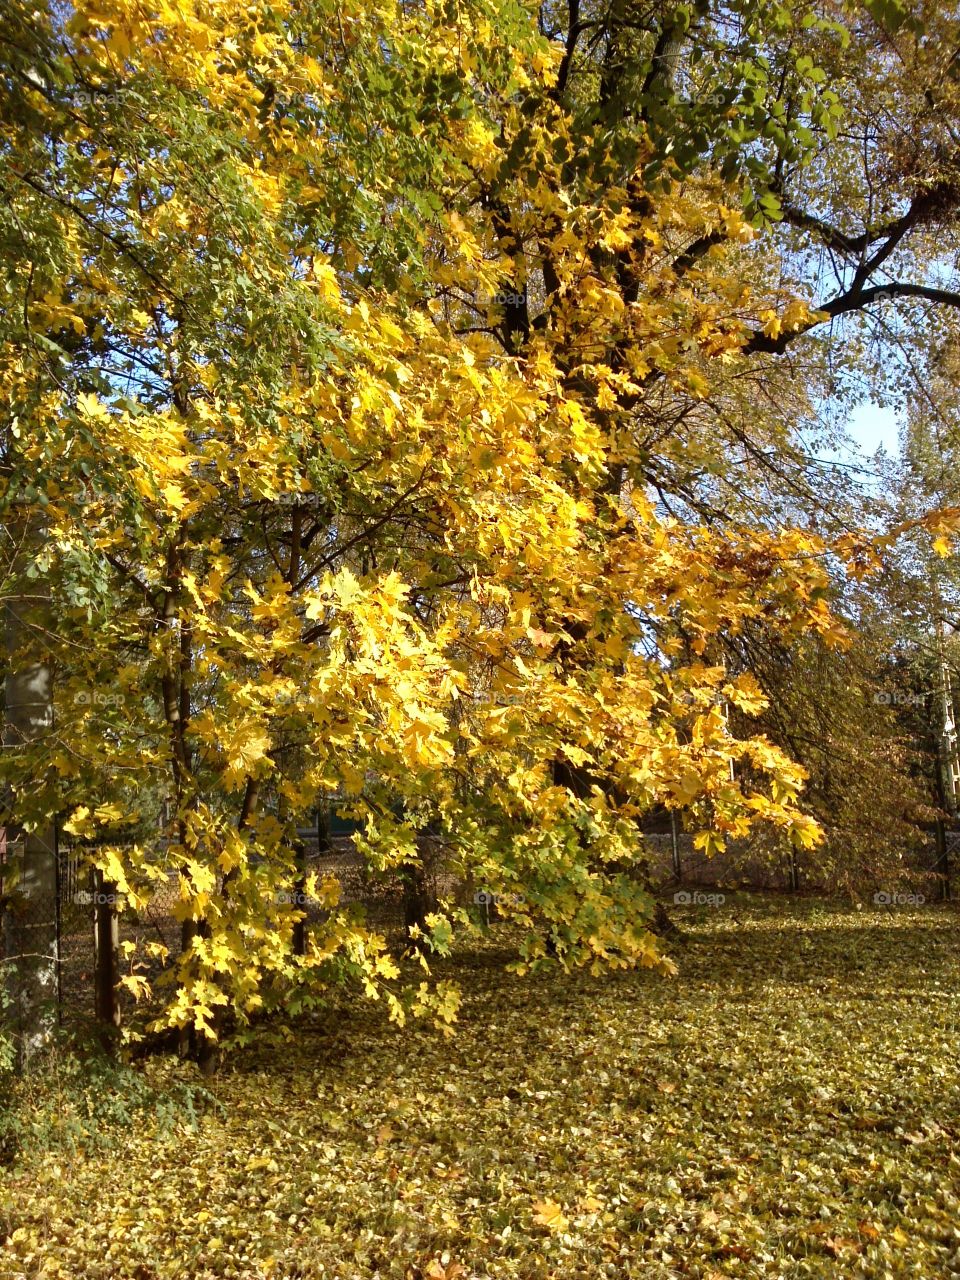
1, 824, 951, 1056
1, 831, 459, 1044
642, 827, 952, 895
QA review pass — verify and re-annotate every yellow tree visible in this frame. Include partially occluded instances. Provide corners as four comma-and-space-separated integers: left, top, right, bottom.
2, 0, 952, 1056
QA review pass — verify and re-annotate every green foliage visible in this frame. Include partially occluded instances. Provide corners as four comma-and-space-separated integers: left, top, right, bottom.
0, 963, 16, 1084
0, 1045, 217, 1168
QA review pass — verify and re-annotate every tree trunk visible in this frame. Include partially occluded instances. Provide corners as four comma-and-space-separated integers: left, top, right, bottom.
2, 530, 58, 1071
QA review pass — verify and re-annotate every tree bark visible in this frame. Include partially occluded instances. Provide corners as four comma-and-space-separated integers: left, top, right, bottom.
1, 516, 58, 1071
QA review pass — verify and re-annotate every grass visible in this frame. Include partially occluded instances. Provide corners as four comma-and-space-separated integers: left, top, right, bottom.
2, 894, 960, 1279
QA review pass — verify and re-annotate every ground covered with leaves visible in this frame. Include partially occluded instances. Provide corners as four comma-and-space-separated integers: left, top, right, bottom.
2, 895, 960, 1279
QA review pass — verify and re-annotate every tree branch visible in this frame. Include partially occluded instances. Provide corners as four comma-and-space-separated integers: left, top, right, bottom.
744, 281, 960, 355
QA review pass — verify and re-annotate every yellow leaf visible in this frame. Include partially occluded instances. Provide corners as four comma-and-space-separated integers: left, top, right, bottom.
221, 725, 272, 780
162, 482, 189, 512
532, 1198, 569, 1232
76, 391, 109, 420
63, 806, 93, 837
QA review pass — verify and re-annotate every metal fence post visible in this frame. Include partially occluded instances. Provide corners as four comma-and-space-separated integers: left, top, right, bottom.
670, 811, 682, 882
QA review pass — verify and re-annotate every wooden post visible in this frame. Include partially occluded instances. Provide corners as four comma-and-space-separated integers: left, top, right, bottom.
92, 867, 120, 1043
670, 811, 682, 882
788, 847, 800, 892
292, 838, 307, 958
178, 918, 195, 1060
933, 817, 949, 902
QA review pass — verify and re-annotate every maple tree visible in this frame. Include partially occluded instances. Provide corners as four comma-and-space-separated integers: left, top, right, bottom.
4, 0, 960, 1057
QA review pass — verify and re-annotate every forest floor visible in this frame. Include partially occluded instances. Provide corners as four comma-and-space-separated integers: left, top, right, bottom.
2, 895, 960, 1279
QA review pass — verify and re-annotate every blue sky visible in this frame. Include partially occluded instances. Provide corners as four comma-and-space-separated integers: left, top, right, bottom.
842, 402, 901, 458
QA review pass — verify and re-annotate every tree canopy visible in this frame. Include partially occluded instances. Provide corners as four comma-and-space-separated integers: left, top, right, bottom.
3, 0, 960, 1049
